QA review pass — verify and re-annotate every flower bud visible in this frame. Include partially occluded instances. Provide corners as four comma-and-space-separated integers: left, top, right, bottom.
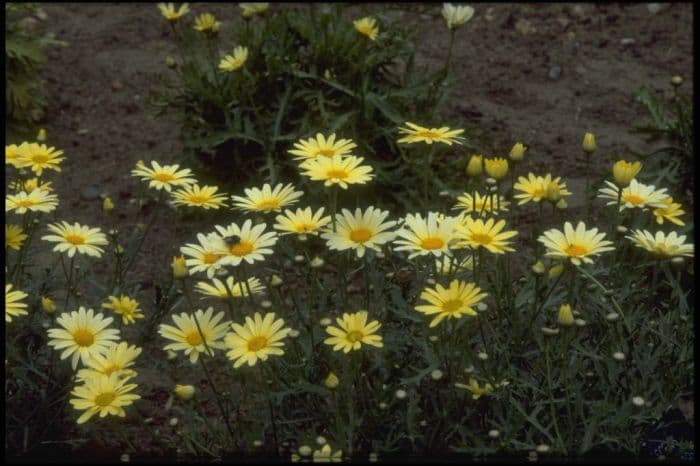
42, 297, 56, 315
270, 274, 283, 287
165, 56, 177, 68
484, 157, 509, 180
612, 351, 625, 361
309, 256, 324, 268
485, 177, 498, 186
103, 196, 114, 212
172, 255, 188, 279
582, 132, 597, 153
548, 264, 564, 280
509, 142, 527, 161
431, 369, 444, 380
37, 128, 47, 142
324, 372, 339, 389
174, 384, 195, 401
531, 261, 545, 275
395, 389, 407, 399
612, 160, 642, 187
632, 396, 645, 407
541, 327, 560, 336
555, 198, 568, 210
369, 452, 379, 463
616, 225, 628, 234
558, 304, 575, 326
605, 312, 619, 321
298, 445, 312, 457
466, 154, 483, 177
671, 75, 683, 87
166, 350, 178, 360
379, 402, 388, 410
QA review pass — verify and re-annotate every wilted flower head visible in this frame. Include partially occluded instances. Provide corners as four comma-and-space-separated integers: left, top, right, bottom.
157, 3, 190, 21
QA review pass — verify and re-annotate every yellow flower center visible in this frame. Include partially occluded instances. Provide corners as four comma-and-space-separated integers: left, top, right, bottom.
623, 194, 645, 205
31, 153, 49, 164
565, 244, 588, 257
326, 169, 349, 180
532, 187, 545, 198
442, 299, 464, 313
471, 233, 492, 245
347, 330, 364, 343
295, 223, 315, 233
230, 241, 254, 257
103, 364, 120, 376
16, 199, 34, 208
95, 392, 116, 407
153, 172, 175, 182
73, 329, 95, 347
349, 228, 372, 243
203, 253, 220, 264
420, 237, 445, 250
186, 331, 203, 346
247, 336, 268, 352
317, 148, 336, 157
256, 199, 280, 210
65, 234, 86, 245
187, 194, 209, 204
417, 130, 441, 139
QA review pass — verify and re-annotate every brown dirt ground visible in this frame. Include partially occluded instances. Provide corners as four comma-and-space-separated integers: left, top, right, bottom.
11, 1, 694, 459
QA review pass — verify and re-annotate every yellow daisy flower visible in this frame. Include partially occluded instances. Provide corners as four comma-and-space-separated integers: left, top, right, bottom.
239, 2, 269, 19
231, 182, 303, 214
9, 177, 53, 193
652, 197, 686, 226
15, 143, 65, 176
157, 2, 190, 21
514, 173, 570, 205
324, 311, 383, 353
455, 217, 518, 254
6, 224, 28, 250
626, 230, 694, 258
131, 160, 196, 192
321, 207, 396, 258
195, 276, 265, 299
47, 307, 121, 369
70, 372, 140, 424
299, 154, 374, 189
224, 312, 291, 368
42, 221, 108, 258
6, 188, 59, 214
6, 284, 29, 323
597, 179, 668, 211
76, 342, 142, 382
455, 378, 495, 400
484, 157, 509, 180
274, 207, 331, 239
219, 46, 248, 72
313, 445, 343, 462
452, 191, 509, 217
5, 143, 28, 168
288, 133, 357, 162
180, 232, 228, 278
213, 219, 279, 267
353, 16, 379, 40
158, 307, 231, 363
538, 221, 614, 266
415, 279, 486, 327
193, 13, 220, 32
101, 294, 145, 325
171, 184, 228, 210
397, 121, 465, 145
393, 212, 459, 259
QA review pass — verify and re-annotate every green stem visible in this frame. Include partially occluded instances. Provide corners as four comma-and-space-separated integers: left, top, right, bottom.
545, 339, 567, 454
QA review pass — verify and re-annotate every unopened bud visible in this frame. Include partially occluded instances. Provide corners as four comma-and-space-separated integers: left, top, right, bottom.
509, 142, 527, 161
37, 128, 47, 142
582, 132, 597, 153
324, 372, 339, 389
632, 396, 645, 407
395, 389, 407, 400
270, 274, 283, 286
558, 304, 575, 326
574, 318, 586, 327
320, 317, 332, 326
477, 352, 488, 360
103, 196, 114, 212
548, 264, 564, 280
172, 255, 188, 279
616, 225, 628, 234
316, 436, 327, 445
531, 261, 545, 275
174, 384, 195, 400
42, 297, 56, 315
260, 300, 272, 309
476, 302, 488, 312
536, 444, 550, 453
288, 329, 300, 338
485, 177, 498, 186
298, 445, 312, 457
166, 56, 177, 68
466, 154, 483, 177
555, 198, 568, 210
309, 256, 324, 268
605, 312, 619, 321
671, 75, 683, 87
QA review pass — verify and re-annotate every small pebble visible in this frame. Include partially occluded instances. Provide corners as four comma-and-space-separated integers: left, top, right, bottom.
647, 3, 662, 14
548, 65, 562, 80
80, 185, 102, 201
620, 38, 636, 46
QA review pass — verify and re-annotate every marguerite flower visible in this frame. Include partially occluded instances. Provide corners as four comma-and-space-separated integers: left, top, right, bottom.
158, 307, 231, 363
5, 143, 27, 168
299, 154, 374, 189
324, 311, 383, 353
455, 378, 494, 400
5, 224, 28, 250
213, 219, 279, 267
455, 217, 518, 254
397, 122, 464, 145
514, 173, 570, 205
274, 207, 331, 239
101, 294, 144, 325
193, 12, 220, 32
195, 276, 265, 299
180, 232, 228, 278
9, 177, 53, 193
313, 445, 343, 462
131, 160, 196, 192
626, 230, 694, 258
442, 3, 475, 30
47, 307, 121, 369
76, 342, 142, 381
219, 46, 248, 72
288, 133, 357, 161
597, 179, 668, 211
239, 2, 269, 18
231, 183, 303, 214
70, 373, 140, 424
393, 212, 459, 259
157, 2, 190, 21
353, 16, 379, 41
42, 221, 108, 258
652, 197, 686, 226
6, 284, 29, 323
415, 279, 486, 327
452, 191, 509, 216
321, 207, 396, 258
6, 188, 59, 214
538, 221, 614, 266
171, 184, 228, 209
15, 143, 65, 176
224, 312, 291, 368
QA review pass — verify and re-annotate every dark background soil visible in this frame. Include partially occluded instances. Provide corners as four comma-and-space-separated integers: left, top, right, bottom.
10, 2, 694, 460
